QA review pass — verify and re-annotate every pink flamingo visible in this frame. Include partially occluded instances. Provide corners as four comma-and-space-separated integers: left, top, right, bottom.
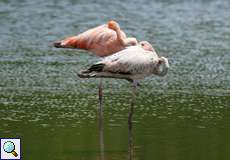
54, 20, 138, 56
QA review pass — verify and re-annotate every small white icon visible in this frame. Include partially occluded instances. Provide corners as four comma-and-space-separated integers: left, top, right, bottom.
3, 141, 18, 157
1, 139, 21, 160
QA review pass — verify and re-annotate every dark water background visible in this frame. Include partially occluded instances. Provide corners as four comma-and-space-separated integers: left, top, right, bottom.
0, 0, 230, 159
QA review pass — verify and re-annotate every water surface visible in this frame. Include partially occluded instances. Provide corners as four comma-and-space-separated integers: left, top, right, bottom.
0, 0, 230, 160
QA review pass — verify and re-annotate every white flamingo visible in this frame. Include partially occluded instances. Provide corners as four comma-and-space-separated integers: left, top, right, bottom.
78, 45, 169, 84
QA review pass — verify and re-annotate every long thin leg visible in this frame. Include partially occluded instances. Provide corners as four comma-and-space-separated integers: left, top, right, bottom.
98, 78, 103, 114
128, 80, 138, 160
98, 78, 104, 160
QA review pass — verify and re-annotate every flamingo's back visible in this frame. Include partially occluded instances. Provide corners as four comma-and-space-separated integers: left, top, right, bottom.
54, 24, 126, 56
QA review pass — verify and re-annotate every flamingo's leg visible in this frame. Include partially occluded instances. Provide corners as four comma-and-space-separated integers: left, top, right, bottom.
128, 80, 138, 130
98, 81, 104, 160
128, 80, 138, 160
98, 78, 103, 114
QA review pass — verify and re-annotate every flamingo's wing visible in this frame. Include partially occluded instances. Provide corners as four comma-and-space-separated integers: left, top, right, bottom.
76, 25, 113, 47
54, 24, 116, 49
94, 46, 157, 74
77, 46, 161, 80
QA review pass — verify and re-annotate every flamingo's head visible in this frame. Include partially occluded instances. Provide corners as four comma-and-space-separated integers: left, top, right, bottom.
139, 41, 155, 52
107, 20, 120, 31
53, 36, 79, 48
156, 57, 169, 76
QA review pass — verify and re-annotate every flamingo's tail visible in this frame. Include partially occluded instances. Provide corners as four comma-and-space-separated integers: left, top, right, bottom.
77, 63, 135, 84
78, 63, 105, 78
77, 71, 96, 78
54, 36, 87, 49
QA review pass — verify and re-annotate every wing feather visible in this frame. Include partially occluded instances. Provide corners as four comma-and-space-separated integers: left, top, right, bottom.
98, 46, 158, 74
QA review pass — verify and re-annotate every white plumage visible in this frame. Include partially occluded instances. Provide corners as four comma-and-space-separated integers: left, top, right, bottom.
78, 46, 169, 82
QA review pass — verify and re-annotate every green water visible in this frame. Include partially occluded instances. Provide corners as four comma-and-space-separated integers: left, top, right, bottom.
0, 0, 230, 160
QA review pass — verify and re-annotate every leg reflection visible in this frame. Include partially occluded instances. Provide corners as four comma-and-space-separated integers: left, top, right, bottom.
99, 111, 104, 160
128, 104, 133, 160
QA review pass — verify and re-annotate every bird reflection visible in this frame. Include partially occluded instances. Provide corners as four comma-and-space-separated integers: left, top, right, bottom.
128, 105, 134, 160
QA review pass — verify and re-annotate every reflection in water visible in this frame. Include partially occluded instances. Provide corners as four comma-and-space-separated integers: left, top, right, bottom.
128, 104, 134, 160
99, 109, 104, 160
98, 79, 104, 160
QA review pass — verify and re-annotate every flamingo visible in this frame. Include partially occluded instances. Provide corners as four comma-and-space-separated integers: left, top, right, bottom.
54, 21, 156, 119
53, 20, 138, 57
78, 45, 169, 84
